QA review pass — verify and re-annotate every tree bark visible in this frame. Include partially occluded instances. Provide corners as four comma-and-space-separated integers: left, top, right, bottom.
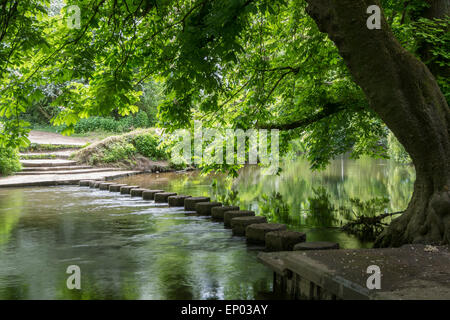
304, 0, 450, 246
421, 0, 450, 20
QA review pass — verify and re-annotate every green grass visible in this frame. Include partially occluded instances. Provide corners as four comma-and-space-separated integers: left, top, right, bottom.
20, 154, 58, 160
29, 124, 63, 133
20, 143, 85, 152
74, 129, 179, 169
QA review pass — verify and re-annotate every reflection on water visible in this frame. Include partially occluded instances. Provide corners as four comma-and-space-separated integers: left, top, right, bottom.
0, 187, 272, 300
118, 156, 415, 248
0, 157, 415, 300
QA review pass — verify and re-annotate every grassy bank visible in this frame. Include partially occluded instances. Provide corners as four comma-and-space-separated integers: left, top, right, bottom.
73, 129, 183, 172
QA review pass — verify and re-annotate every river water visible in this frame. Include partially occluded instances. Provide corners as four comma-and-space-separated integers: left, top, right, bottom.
0, 157, 414, 299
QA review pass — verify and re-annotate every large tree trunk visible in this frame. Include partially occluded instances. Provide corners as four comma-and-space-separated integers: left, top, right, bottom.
304, 0, 450, 246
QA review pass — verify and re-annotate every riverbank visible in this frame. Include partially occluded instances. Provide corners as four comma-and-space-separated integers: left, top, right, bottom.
72, 129, 179, 172
0, 129, 179, 187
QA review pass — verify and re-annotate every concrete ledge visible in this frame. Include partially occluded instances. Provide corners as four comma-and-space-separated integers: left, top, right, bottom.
294, 241, 339, 251
195, 202, 222, 215
258, 245, 450, 300
211, 206, 239, 220
168, 195, 191, 207
184, 197, 210, 211
223, 210, 255, 228
154, 192, 177, 203
0, 171, 143, 188
231, 216, 267, 236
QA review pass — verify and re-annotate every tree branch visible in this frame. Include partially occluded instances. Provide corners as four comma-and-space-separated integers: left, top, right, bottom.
257, 102, 351, 130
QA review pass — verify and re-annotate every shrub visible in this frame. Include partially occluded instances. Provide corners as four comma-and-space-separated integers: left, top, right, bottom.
73, 112, 151, 134
74, 129, 176, 169
126, 111, 149, 129
0, 147, 22, 176
74, 117, 121, 133
132, 133, 168, 160
101, 141, 136, 163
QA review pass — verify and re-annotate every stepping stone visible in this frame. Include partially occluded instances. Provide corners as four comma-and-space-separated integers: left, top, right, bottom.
99, 182, 115, 190
94, 181, 103, 188
246, 223, 287, 244
265, 230, 307, 251
154, 192, 177, 203
142, 190, 165, 200
89, 180, 100, 188
195, 202, 222, 215
120, 185, 139, 194
168, 195, 191, 207
109, 184, 127, 192
231, 216, 267, 236
130, 188, 147, 197
79, 180, 94, 186
224, 210, 255, 228
211, 206, 240, 220
293, 241, 340, 251
184, 197, 210, 211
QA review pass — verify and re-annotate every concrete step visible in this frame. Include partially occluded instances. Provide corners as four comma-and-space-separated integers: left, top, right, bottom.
20, 150, 77, 160
22, 143, 85, 152
22, 165, 93, 172
20, 159, 78, 168
16, 168, 120, 176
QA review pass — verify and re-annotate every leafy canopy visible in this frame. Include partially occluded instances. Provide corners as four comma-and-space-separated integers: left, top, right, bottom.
0, 0, 447, 170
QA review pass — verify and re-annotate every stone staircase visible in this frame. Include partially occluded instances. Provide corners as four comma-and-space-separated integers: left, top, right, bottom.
0, 142, 140, 187
18, 147, 121, 174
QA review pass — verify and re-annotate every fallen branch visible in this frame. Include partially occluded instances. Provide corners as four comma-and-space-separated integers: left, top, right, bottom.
341, 211, 404, 241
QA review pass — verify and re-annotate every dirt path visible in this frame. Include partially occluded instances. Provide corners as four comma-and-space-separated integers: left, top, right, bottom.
28, 130, 93, 146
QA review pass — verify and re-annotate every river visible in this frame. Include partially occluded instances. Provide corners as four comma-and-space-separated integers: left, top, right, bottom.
0, 157, 414, 299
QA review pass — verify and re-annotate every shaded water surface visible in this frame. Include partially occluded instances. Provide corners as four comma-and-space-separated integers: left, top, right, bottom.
0, 157, 415, 299
118, 157, 415, 248
0, 187, 273, 299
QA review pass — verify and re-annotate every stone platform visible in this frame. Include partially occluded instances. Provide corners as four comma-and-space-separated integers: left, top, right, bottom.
258, 244, 450, 300
0, 171, 141, 187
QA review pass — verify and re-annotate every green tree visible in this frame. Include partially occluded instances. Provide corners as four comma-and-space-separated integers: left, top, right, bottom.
0, 0, 448, 246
